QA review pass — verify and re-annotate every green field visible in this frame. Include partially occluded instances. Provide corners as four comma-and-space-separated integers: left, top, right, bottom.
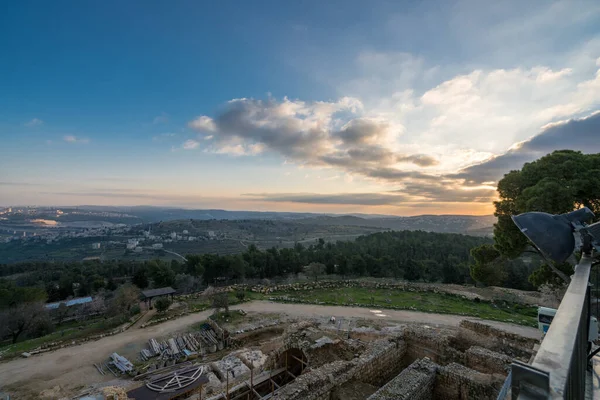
0, 317, 125, 359
262, 287, 537, 327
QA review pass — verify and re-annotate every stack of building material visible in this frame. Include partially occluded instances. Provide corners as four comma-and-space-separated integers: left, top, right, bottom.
149, 338, 161, 355
111, 352, 134, 373
168, 338, 180, 356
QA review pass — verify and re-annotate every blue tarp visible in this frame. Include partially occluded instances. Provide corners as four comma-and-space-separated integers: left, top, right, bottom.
45, 296, 93, 309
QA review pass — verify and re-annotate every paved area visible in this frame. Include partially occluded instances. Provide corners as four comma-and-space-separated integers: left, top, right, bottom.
0, 300, 540, 398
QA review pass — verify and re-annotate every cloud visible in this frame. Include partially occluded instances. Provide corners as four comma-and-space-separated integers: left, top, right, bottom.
24, 118, 43, 127
188, 97, 439, 182
0, 182, 43, 186
244, 183, 497, 206
395, 182, 497, 203
63, 135, 89, 144
153, 113, 169, 124
453, 111, 600, 184
152, 132, 176, 142
182, 139, 200, 150
189, 116, 216, 132
179, 5, 600, 208
244, 192, 409, 206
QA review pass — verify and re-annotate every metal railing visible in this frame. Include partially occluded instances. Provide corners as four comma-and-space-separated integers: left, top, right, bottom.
511, 254, 593, 399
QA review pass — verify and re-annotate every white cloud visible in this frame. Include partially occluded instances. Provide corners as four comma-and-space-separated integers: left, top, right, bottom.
152, 132, 176, 142
63, 135, 89, 144
153, 113, 169, 124
182, 139, 200, 150
189, 116, 216, 132
24, 118, 43, 127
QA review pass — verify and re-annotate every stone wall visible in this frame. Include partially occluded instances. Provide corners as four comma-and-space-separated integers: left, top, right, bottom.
272, 337, 407, 400
351, 339, 407, 387
367, 358, 437, 400
465, 346, 511, 375
433, 362, 504, 400
403, 326, 465, 366
458, 320, 536, 360
459, 320, 538, 348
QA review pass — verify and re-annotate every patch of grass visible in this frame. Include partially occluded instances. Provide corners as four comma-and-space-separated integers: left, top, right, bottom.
262, 287, 537, 327
0, 317, 125, 359
209, 310, 246, 325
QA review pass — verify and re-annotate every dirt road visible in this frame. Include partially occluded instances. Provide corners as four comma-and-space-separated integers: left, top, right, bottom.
0, 301, 540, 397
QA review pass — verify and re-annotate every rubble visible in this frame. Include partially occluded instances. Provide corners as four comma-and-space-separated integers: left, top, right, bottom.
211, 354, 251, 381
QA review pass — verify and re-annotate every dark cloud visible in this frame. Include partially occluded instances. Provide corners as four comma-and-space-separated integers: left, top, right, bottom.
453, 111, 600, 184
358, 167, 439, 181
243, 192, 409, 206
395, 182, 497, 203
0, 182, 43, 186
397, 154, 439, 167
334, 119, 388, 145
190, 98, 440, 184
244, 183, 496, 206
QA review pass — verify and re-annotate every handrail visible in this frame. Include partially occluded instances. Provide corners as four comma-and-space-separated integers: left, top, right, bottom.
511, 254, 593, 399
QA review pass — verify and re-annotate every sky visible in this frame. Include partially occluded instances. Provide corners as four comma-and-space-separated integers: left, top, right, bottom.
1, 0, 600, 216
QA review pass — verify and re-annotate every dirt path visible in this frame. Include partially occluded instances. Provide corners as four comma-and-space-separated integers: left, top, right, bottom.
130, 308, 156, 330
0, 301, 540, 398
239, 301, 541, 339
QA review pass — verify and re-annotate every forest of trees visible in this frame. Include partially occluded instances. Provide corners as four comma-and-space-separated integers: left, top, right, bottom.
0, 229, 540, 311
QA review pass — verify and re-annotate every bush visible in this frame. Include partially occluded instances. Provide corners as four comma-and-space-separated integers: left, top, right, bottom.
235, 289, 246, 302
130, 304, 141, 316
154, 297, 172, 313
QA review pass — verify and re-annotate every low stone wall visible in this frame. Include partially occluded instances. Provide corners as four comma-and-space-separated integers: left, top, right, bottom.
273, 360, 355, 400
367, 358, 437, 400
460, 320, 538, 347
352, 339, 407, 387
458, 320, 536, 360
465, 346, 511, 374
433, 362, 504, 400
403, 326, 466, 366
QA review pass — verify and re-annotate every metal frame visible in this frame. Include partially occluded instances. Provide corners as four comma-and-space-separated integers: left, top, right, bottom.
146, 366, 205, 393
511, 254, 593, 399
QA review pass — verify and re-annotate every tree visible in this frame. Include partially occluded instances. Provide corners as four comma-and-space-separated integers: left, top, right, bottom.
421, 260, 441, 283
0, 282, 46, 308
306, 262, 326, 282
403, 260, 421, 281
492, 151, 600, 283
154, 297, 171, 313
149, 262, 176, 287
211, 292, 229, 316
107, 284, 140, 317
469, 244, 506, 286
132, 268, 149, 289
0, 302, 49, 343
55, 302, 70, 325
174, 273, 200, 294
184, 255, 205, 277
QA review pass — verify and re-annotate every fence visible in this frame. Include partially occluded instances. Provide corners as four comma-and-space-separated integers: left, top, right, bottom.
510, 254, 593, 399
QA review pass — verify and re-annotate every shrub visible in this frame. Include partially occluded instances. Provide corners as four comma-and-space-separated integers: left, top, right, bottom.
154, 297, 172, 313
130, 304, 141, 316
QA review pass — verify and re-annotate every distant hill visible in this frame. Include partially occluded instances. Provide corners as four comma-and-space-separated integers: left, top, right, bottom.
79, 206, 495, 234
293, 214, 495, 236
147, 213, 495, 237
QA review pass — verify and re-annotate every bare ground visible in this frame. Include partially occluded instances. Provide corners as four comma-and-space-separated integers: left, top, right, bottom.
0, 301, 540, 399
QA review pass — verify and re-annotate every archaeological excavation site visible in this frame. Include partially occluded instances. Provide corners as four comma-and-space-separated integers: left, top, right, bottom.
81, 314, 538, 400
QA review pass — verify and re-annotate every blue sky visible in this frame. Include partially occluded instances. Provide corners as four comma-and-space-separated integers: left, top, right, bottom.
1, 0, 600, 215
